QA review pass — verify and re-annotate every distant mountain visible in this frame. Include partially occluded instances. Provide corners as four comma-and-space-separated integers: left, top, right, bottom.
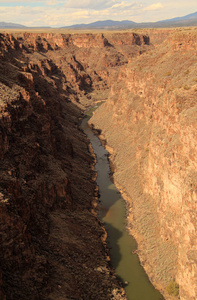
0, 22, 27, 29
154, 11, 197, 27
0, 11, 196, 30
160, 11, 197, 22
62, 12, 197, 29
62, 20, 136, 29
0, 22, 52, 29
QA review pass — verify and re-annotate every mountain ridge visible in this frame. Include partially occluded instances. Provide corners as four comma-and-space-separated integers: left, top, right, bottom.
0, 21, 26, 28
62, 11, 197, 29
0, 11, 196, 29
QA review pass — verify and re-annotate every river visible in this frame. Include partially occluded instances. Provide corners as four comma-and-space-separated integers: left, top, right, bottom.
81, 108, 164, 300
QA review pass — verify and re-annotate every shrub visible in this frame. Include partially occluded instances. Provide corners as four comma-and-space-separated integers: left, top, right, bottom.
166, 280, 179, 297
165, 71, 172, 76
184, 84, 190, 90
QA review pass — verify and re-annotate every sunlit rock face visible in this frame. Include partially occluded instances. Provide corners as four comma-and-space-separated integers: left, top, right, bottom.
91, 29, 197, 300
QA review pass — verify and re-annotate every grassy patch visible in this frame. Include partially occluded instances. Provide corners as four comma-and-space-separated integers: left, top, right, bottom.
166, 280, 179, 297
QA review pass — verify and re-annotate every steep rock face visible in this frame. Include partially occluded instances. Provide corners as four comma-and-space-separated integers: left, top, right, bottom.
91, 29, 197, 300
0, 30, 150, 299
2, 31, 151, 105
0, 33, 127, 300
0, 49, 93, 299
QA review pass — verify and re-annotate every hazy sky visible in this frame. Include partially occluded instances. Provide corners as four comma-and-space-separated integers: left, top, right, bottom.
0, 0, 196, 27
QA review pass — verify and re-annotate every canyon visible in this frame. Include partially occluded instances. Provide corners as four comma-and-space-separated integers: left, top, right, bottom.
0, 27, 196, 300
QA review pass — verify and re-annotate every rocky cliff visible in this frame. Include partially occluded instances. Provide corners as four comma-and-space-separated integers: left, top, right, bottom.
91, 28, 197, 300
0, 31, 150, 299
1, 27, 196, 300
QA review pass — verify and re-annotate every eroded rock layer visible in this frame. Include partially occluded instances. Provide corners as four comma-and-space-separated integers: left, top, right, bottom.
91, 28, 197, 300
0, 31, 151, 299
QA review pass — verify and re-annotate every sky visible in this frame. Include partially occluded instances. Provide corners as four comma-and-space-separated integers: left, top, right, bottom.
0, 0, 196, 27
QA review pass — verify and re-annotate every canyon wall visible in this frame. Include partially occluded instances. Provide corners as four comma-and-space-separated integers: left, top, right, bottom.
0, 31, 150, 299
91, 28, 197, 300
1, 28, 196, 300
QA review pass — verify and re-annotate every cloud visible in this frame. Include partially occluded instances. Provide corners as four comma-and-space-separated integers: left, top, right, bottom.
144, 2, 164, 11
0, 0, 196, 27
64, 0, 121, 10
46, 0, 59, 5
0, 0, 65, 5
111, 1, 142, 10
0, 2, 160, 27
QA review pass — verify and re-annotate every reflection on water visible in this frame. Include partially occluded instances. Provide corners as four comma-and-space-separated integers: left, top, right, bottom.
81, 114, 164, 300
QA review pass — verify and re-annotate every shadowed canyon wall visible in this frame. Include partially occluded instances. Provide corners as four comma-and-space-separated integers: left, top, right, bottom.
91, 28, 197, 300
0, 31, 150, 299
0, 28, 196, 300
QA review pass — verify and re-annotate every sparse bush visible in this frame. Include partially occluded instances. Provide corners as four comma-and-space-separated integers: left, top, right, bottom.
165, 71, 172, 76
166, 280, 179, 297
184, 84, 190, 90
184, 69, 190, 75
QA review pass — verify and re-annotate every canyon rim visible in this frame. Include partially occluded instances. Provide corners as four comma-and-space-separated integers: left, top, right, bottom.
0, 27, 196, 300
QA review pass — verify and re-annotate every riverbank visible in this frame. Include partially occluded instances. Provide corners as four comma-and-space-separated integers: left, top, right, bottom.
87, 118, 164, 300
89, 121, 177, 299
81, 114, 128, 300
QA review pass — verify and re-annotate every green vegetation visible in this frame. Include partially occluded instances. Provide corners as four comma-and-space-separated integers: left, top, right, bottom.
184, 84, 190, 90
166, 280, 179, 297
85, 101, 105, 117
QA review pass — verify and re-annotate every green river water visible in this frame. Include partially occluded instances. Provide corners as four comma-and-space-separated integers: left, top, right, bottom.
81, 110, 164, 300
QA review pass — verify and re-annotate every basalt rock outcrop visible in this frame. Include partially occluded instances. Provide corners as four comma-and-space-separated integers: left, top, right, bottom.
91, 28, 197, 300
0, 31, 150, 299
